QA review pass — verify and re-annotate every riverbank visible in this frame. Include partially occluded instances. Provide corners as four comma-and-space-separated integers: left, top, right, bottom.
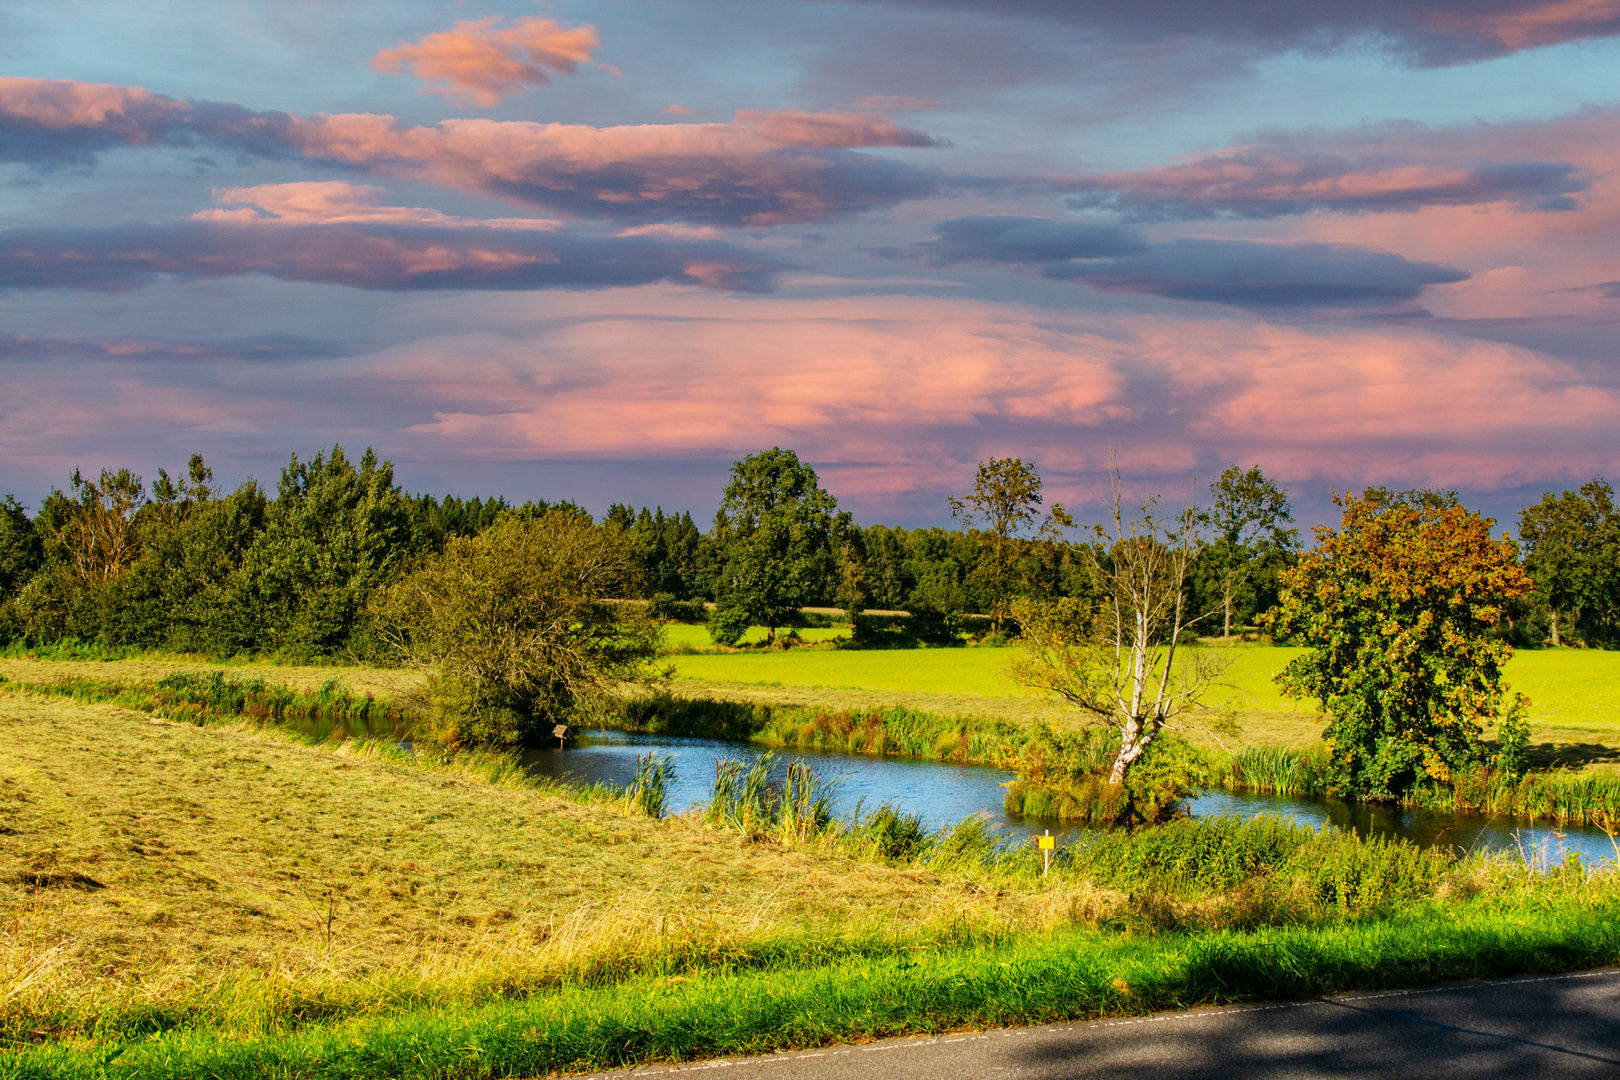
3, 684, 1618, 1079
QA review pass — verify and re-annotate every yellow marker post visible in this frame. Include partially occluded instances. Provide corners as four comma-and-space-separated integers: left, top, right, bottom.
1037, 830, 1055, 878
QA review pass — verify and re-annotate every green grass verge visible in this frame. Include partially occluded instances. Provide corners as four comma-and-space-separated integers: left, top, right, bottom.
5, 892, 1616, 1080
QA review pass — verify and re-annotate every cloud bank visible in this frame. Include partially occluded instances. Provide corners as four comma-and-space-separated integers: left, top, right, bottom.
0, 218, 782, 293
0, 78, 943, 224
812, 0, 1620, 65
915, 216, 1469, 308
1062, 150, 1587, 221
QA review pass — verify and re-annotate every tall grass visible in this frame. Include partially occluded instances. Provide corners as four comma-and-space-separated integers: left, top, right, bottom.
613, 692, 1030, 764
1205, 743, 1620, 828
626, 752, 676, 818
1, 670, 414, 739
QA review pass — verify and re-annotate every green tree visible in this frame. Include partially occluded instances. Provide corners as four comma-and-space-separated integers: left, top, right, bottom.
0, 495, 41, 600
0, 495, 42, 640
1265, 489, 1532, 799
1518, 479, 1620, 646
1009, 473, 1224, 803
948, 457, 1072, 632
373, 509, 663, 745
234, 446, 414, 657
708, 448, 840, 645
1194, 464, 1298, 638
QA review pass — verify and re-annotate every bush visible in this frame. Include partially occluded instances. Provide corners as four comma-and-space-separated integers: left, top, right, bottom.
706, 605, 752, 647
847, 609, 962, 648
371, 510, 662, 746
1003, 725, 1205, 826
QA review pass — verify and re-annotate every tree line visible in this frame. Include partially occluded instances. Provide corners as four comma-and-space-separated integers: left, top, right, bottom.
0, 445, 1614, 657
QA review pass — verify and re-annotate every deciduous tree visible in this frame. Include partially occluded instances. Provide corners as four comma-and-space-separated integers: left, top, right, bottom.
1194, 464, 1297, 638
949, 457, 1072, 632
1265, 489, 1532, 799
373, 510, 663, 745
1010, 472, 1224, 804
708, 448, 840, 645
1518, 479, 1620, 646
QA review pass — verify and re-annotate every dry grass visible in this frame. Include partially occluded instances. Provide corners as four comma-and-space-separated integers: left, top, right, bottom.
0, 690, 1108, 1039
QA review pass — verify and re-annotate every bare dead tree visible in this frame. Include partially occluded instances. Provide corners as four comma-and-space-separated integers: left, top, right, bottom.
1010, 468, 1229, 787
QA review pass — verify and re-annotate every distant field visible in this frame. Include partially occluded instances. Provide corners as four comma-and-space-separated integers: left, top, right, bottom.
668, 642, 1306, 705
670, 640, 1620, 760
663, 624, 848, 649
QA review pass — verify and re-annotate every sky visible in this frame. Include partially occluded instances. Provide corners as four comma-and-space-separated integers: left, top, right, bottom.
3, 0, 1620, 529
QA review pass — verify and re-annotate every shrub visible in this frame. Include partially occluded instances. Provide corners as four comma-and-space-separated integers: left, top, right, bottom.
371, 510, 662, 746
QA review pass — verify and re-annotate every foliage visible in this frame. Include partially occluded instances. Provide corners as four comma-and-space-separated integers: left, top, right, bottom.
233, 447, 416, 657
705, 604, 752, 647
1518, 478, 1620, 646
1265, 489, 1534, 799
372, 510, 664, 745
707, 448, 842, 643
0, 494, 43, 599
1002, 724, 1205, 825
1191, 465, 1298, 638
948, 457, 1073, 631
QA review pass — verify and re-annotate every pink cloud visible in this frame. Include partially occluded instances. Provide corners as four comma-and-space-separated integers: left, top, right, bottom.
322, 292, 1620, 497
1421, 0, 1620, 51
5, 291, 1618, 514
0, 79, 944, 224
372, 17, 599, 106
192, 182, 561, 229
1059, 149, 1585, 220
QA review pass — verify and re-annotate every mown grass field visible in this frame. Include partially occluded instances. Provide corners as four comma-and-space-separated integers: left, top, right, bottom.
3, 684, 1619, 1080
0, 688, 1087, 1042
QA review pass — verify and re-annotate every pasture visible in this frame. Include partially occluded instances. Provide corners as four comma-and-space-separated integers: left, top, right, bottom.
668, 639, 1620, 764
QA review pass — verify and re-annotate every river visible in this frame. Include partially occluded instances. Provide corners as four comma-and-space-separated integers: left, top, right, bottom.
522, 728, 1619, 868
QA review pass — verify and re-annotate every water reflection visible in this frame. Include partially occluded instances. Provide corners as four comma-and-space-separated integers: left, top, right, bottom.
522, 729, 1618, 868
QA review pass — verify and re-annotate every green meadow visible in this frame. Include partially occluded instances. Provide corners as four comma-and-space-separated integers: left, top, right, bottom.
667, 637, 1620, 762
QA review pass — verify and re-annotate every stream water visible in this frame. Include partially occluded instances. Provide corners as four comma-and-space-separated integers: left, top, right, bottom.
521, 729, 1619, 868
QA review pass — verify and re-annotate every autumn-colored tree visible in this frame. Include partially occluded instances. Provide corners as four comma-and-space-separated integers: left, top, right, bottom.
1265, 489, 1532, 799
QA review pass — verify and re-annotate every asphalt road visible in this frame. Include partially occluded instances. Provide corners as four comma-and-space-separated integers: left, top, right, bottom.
572, 968, 1620, 1079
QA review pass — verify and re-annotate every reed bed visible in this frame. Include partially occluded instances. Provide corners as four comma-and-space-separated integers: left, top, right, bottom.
1205, 743, 1620, 828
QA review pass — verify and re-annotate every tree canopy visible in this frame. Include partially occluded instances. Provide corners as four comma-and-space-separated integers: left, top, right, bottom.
1517, 479, 1619, 646
1193, 464, 1298, 638
707, 448, 842, 645
1265, 489, 1532, 799
949, 457, 1072, 631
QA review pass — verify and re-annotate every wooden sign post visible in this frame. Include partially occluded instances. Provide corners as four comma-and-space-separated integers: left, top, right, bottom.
553, 724, 569, 750
1037, 830, 1055, 878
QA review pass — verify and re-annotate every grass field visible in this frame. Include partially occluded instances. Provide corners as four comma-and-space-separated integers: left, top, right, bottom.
4, 685, 1619, 1079
0, 688, 1102, 1045
667, 641, 1620, 764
